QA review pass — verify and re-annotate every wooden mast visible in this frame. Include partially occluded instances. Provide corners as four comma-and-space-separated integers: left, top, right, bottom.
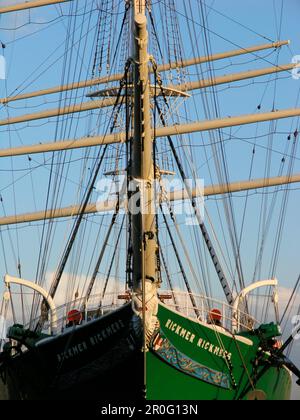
130, 0, 159, 343
129, 1, 159, 397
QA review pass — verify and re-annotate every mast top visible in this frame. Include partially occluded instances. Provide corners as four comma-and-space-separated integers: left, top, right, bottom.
133, 0, 146, 16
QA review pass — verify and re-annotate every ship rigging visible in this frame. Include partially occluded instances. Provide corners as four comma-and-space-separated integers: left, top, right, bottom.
0, 0, 299, 400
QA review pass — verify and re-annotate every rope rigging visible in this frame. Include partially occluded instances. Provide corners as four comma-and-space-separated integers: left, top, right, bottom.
84, 198, 121, 305
31, 0, 96, 320
99, 214, 125, 304
36, 59, 132, 326
0, 4, 300, 399
7, 2, 130, 322
152, 60, 234, 305
196, 0, 247, 295
160, 207, 200, 318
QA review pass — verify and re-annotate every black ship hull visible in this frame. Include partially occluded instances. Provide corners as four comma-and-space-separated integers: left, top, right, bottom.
0, 304, 143, 400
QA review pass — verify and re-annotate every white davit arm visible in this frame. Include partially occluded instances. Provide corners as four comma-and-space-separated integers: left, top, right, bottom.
4, 274, 58, 334
232, 279, 279, 333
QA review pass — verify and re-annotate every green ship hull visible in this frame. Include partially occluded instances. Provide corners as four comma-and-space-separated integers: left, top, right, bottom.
147, 303, 292, 400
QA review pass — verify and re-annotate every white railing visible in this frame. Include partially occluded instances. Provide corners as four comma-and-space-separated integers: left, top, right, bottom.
29, 292, 124, 335
28, 290, 260, 336
159, 290, 260, 332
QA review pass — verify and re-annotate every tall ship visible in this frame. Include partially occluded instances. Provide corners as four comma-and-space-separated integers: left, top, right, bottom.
0, 0, 299, 400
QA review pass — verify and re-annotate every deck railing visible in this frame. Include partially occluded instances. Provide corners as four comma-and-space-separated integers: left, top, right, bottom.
29, 289, 259, 335
159, 290, 259, 332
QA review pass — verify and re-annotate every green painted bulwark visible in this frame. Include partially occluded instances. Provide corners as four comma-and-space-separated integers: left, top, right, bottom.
152, 331, 231, 389
146, 303, 292, 400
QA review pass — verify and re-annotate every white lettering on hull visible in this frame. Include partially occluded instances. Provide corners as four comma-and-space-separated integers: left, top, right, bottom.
165, 319, 232, 361
56, 319, 125, 362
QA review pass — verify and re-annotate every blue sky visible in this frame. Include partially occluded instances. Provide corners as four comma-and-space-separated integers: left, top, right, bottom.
0, 0, 300, 399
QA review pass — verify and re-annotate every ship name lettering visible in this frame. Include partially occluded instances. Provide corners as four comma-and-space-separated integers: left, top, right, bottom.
165, 319, 232, 360
57, 341, 88, 362
90, 320, 124, 346
165, 319, 195, 343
